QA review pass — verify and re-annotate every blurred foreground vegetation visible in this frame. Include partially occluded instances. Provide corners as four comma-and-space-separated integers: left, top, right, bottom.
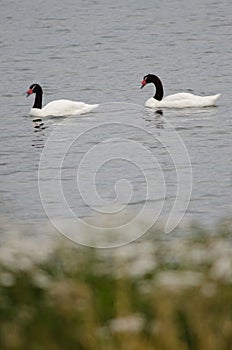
0, 219, 232, 350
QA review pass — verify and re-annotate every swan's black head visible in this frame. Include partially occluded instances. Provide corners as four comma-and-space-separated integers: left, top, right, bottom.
140, 74, 164, 101
26, 83, 43, 97
140, 74, 156, 89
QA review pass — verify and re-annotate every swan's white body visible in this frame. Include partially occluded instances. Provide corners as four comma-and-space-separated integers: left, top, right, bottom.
27, 83, 98, 117
141, 74, 220, 109
29, 100, 99, 117
145, 92, 221, 109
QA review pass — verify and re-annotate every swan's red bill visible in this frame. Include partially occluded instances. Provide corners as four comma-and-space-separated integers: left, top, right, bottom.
140, 79, 147, 89
26, 89, 33, 97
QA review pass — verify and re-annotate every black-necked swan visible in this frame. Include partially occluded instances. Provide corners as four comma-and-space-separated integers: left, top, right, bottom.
140, 74, 220, 108
26, 83, 99, 117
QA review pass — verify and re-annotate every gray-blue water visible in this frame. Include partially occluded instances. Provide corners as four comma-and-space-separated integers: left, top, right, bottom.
1, 0, 232, 233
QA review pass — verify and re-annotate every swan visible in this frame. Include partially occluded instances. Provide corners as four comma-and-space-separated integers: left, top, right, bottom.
140, 74, 220, 108
26, 83, 99, 117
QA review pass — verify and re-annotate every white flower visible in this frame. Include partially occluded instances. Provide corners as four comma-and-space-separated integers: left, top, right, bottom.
156, 271, 203, 291
110, 314, 145, 333
32, 270, 52, 289
210, 256, 232, 281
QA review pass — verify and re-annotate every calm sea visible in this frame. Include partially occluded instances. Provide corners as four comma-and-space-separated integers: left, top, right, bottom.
1, 0, 232, 237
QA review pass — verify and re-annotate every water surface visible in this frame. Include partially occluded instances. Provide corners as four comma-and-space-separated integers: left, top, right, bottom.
1, 0, 232, 232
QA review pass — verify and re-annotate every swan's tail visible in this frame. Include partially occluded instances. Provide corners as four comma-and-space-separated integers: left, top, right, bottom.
211, 93, 221, 105
80, 104, 99, 114
202, 93, 221, 107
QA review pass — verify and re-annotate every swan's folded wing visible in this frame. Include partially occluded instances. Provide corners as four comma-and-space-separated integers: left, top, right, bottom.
42, 100, 98, 116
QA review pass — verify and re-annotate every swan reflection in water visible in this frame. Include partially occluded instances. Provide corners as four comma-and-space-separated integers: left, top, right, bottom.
32, 118, 47, 149
143, 109, 165, 129
33, 118, 44, 129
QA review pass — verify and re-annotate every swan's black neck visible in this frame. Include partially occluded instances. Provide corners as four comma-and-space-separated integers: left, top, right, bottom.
151, 75, 164, 101
33, 91, 43, 109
